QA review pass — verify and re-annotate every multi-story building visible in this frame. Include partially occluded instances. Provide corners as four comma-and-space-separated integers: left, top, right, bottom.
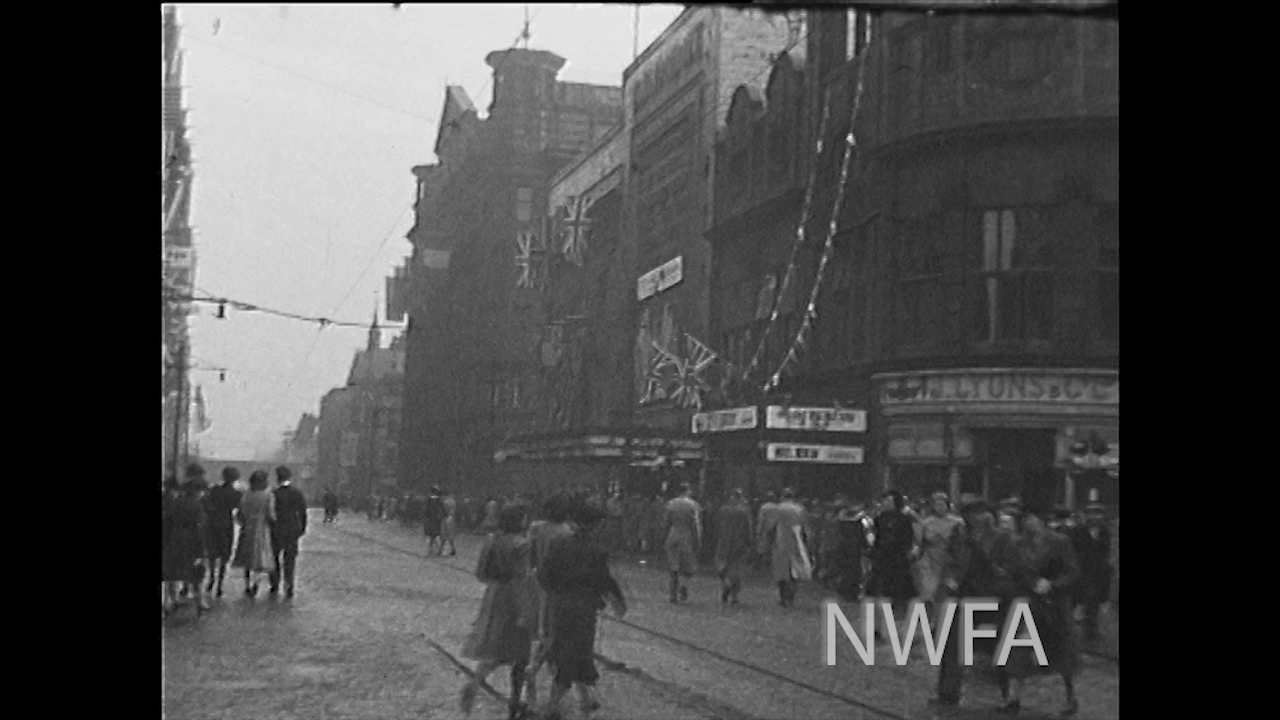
398, 49, 621, 497
704, 6, 1119, 509
625, 6, 802, 496
318, 316, 404, 501
162, 6, 197, 480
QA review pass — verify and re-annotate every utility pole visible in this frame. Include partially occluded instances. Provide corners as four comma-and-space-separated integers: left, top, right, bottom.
171, 342, 187, 480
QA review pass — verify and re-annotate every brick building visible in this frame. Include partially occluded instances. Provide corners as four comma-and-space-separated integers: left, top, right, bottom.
398, 47, 622, 498
626, 6, 801, 496
704, 7, 1119, 509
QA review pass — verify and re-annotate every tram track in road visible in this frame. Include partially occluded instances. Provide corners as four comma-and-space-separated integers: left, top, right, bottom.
331, 523, 1115, 719
333, 524, 912, 720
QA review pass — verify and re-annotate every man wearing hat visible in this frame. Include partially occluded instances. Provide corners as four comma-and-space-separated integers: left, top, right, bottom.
663, 483, 702, 604
1071, 502, 1112, 641
424, 486, 447, 555
441, 487, 459, 556
269, 465, 308, 599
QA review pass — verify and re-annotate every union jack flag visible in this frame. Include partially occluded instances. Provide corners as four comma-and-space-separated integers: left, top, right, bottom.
668, 334, 718, 410
514, 223, 549, 290
555, 195, 593, 266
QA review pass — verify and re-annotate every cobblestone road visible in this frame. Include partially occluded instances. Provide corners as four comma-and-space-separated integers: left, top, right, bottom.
162, 512, 1119, 720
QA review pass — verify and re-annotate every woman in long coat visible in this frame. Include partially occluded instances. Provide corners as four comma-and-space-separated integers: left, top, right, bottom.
460, 505, 537, 720
915, 492, 963, 612
761, 488, 811, 607
162, 478, 210, 615
996, 503, 1082, 717
232, 470, 276, 598
537, 504, 626, 720
524, 494, 575, 708
714, 489, 754, 605
867, 491, 918, 637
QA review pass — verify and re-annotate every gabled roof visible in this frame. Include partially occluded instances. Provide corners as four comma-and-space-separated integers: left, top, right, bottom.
434, 85, 477, 158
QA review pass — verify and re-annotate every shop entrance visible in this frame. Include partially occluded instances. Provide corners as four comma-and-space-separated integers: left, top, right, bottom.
978, 428, 1058, 506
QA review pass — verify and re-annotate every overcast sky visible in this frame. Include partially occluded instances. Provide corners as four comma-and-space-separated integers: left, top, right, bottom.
176, 3, 685, 460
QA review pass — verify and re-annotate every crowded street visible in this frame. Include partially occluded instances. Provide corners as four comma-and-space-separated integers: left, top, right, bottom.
162, 510, 1119, 720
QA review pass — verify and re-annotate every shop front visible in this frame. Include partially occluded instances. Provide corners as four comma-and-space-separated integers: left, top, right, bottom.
695, 404, 872, 502
874, 369, 1119, 510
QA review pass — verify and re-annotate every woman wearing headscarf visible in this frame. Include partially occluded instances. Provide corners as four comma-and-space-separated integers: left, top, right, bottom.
914, 491, 963, 615
231, 470, 276, 598
537, 503, 627, 720
459, 505, 537, 720
714, 488, 754, 606
995, 501, 1082, 717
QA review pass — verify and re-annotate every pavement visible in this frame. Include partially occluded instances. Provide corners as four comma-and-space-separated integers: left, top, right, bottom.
162, 511, 1119, 720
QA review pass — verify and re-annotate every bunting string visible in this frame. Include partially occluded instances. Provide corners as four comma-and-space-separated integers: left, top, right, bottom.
764, 41, 871, 394
741, 84, 836, 388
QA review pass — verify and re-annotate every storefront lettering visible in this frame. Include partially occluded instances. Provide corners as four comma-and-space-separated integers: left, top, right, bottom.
879, 371, 1118, 406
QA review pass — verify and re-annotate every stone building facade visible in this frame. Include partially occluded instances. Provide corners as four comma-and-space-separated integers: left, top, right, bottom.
704, 7, 1119, 509
625, 7, 801, 499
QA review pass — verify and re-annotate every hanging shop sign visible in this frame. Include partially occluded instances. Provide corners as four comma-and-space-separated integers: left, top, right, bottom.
766, 443, 864, 464
692, 406, 758, 434
637, 256, 683, 300
877, 370, 1119, 408
765, 406, 867, 433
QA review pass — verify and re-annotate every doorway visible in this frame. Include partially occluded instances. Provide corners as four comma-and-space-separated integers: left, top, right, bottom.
978, 428, 1058, 506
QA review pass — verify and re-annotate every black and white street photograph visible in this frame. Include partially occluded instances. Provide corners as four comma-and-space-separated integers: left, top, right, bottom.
161, 2, 1119, 718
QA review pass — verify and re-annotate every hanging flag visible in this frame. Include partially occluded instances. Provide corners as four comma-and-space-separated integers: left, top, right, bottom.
668, 334, 719, 410
556, 195, 593, 266
194, 385, 212, 433
514, 226, 548, 290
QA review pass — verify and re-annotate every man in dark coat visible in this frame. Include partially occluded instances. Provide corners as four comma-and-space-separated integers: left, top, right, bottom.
867, 490, 917, 637
204, 467, 244, 598
714, 488, 753, 605
1071, 503, 1113, 641
269, 465, 308, 598
322, 487, 339, 523
163, 468, 211, 615
831, 502, 870, 602
424, 486, 446, 555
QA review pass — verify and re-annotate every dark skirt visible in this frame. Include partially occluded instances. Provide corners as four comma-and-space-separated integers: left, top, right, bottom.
207, 524, 235, 561
866, 555, 915, 605
424, 518, 442, 538
547, 593, 601, 687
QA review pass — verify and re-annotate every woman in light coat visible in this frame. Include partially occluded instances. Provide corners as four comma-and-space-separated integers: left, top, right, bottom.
914, 492, 963, 613
761, 488, 811, 607
231, 470, 276, 598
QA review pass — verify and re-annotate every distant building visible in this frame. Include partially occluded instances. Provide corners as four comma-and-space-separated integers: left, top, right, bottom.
318, 314, 404, 500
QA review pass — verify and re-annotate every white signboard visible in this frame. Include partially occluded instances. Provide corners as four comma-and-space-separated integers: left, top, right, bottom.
765, 406, 867, 433
637, 256, 683, 300
692, 406, 758, 434
766, 443, 864, 464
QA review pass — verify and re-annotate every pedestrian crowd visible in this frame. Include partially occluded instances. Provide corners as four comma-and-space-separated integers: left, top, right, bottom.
450, 483, 1115, 718
161, 463, 310, 617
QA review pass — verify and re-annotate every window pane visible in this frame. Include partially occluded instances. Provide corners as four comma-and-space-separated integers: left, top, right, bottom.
999, 275, 1020, 339
1025, 273, 1053, 339
1000, 209, 1016, 270
983, 211, 999, 271
1014, 207, 1052, 267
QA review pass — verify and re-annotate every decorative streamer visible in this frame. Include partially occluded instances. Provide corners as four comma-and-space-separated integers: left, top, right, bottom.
742, 84, 836, 388
764, 50, 871, 394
